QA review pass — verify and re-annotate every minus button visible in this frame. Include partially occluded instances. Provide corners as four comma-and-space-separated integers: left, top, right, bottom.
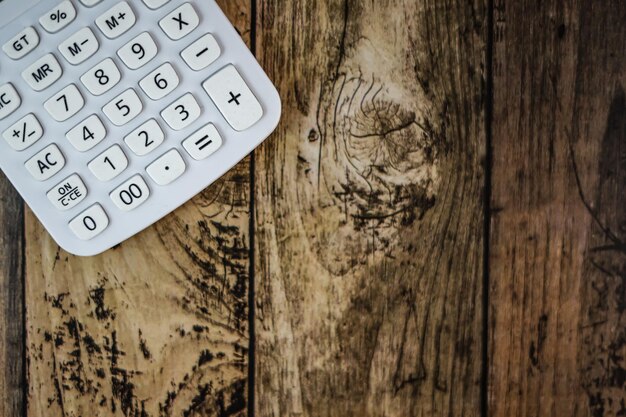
181, 34, 221, 71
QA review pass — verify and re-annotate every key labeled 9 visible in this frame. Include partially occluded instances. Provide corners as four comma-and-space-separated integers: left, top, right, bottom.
117, 32, 158, 70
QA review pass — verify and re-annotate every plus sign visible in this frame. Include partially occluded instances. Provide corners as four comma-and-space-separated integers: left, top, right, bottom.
117, 12, 126, 20
228, 92, 242, 106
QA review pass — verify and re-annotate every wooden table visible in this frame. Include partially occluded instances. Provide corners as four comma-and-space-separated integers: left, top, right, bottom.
1, 0, 625, 416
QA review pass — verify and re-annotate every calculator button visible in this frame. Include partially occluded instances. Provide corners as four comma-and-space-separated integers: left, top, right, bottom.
66, 114, 106, 152
3, 114, 43, 151
44, 84, 84, 122
22, 54, 62, 92
0, 83, 21, 120
142, 0, 170, 10
69, 204, 109, 240
40, 1, 77, 34
159, 3, 199, 41
103, 89, 143, 126
182, 123, 223, 161
160, 93, 200, 131
25, 144, 65, 181
3, 27, 40, 60
81, 58, 121, 96
96, 2, 136, 39
202, 65, 263, 131
58, 27, 99, 65
117, 32, 158, 70
181, 34, 221, 71
110, 175, 150, 211
146, 149, 186, 186
124, 119, 164, 156
79, 0, 103, 7
47, 174, 87, 211
88, 145, 128, 182
139, 62, 179, 101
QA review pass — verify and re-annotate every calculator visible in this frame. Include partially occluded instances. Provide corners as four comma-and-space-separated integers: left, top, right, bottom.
0, 0, 281, 256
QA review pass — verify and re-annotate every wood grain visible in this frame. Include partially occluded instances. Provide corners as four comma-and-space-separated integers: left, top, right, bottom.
24, 2, 253, 416
0, 172, 24, 417
253, 0, 488, 415
489, 0, 626, 416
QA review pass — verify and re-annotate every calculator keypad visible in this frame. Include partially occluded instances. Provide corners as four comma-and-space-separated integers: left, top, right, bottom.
0, 0, 278, 253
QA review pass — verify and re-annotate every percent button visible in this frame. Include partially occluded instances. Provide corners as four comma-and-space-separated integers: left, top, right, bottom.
40, 1, 77, 33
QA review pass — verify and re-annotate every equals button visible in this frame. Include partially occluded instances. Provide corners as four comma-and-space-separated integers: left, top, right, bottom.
183, 124, 223, 160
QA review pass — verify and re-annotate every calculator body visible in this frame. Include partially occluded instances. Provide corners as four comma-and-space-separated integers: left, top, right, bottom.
0, 0, 281, 256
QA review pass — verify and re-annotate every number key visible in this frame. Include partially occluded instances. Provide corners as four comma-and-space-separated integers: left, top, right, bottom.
110, 175, 150, 211
88, 145, 129, 182
66, 114, 107, 152
69, 204, 109, 241
117, 32, 158, 70
124, 119, 164, 156
103, 89, 143, 126
81, 58, 121, 96
161, 93, 201, 130
44, 84, 84, 122
139, 62, 179, 100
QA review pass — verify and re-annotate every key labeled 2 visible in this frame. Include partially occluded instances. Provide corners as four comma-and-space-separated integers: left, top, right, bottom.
124, 119, 164, 156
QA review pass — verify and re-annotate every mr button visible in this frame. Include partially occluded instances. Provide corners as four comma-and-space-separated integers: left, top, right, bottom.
25, 144, 66, 181
47, 174, 87, 211
22, 53, 63, 91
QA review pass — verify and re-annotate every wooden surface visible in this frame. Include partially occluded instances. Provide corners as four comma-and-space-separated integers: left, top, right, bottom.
0, 0, 623, 417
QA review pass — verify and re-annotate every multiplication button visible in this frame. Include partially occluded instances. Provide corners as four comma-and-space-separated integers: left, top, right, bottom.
3, 114, 43, 151
202, 65, 263, 131
182, 123, 222, 160
69, 204, 109, 240
47, 174, 87, 211
159, 3, 199, 40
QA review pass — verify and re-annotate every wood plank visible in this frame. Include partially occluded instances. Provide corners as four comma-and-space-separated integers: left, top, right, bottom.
489, 0, 626, 416
0, 172, 24, 417
253, 0, 488, 415
25, 2, 253, 416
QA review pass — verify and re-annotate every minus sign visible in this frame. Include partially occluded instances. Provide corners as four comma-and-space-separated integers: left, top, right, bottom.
195, 47, 209, 57
81, 39, 89, 45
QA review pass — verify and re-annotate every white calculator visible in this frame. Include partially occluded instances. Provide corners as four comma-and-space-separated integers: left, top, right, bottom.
0, 0, 281, 256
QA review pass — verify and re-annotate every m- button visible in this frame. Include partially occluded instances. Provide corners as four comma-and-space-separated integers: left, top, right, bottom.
22, 53, 63, 91
3, 27, 40, 60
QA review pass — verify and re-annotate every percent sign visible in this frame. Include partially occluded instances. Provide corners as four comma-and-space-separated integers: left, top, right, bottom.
50, 10, 68, 22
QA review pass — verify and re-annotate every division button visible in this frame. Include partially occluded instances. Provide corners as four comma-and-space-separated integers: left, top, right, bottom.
47, 174, 88, 211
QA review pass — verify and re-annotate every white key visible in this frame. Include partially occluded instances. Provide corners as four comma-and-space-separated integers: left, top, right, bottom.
203, 65, 263, 131
40, 1, 77, 33
88, 145, 128, 182
159, 3, 199, 41
81, 58, 121, 96
146, 149, 186, 186
47, 174, 88, 211
124, 119, 164, 156
66, 114, 106, 152
79, 0, 103, 7
25, 144, 65, 181
58, 27, 99, 65
69, 204, 109, 240
22, 53, 62, 91
183, 123, 223, 161
0, 83, 21, 120
110, 175, 150, 211
117, 32, 158, 70
181, 34, 221, 71
96, 2, 136, 39
161, 93, 201, 131
139, 62, 179, 100
3, 114, 43, 151
142, 0, 170, 9
3, 27, 40, 60
44, 84, 84, 122
103, 89, 142, 126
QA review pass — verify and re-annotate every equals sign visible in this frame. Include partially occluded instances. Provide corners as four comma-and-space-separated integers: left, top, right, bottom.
195, 47, 209, 58
195, 135, 213, 150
